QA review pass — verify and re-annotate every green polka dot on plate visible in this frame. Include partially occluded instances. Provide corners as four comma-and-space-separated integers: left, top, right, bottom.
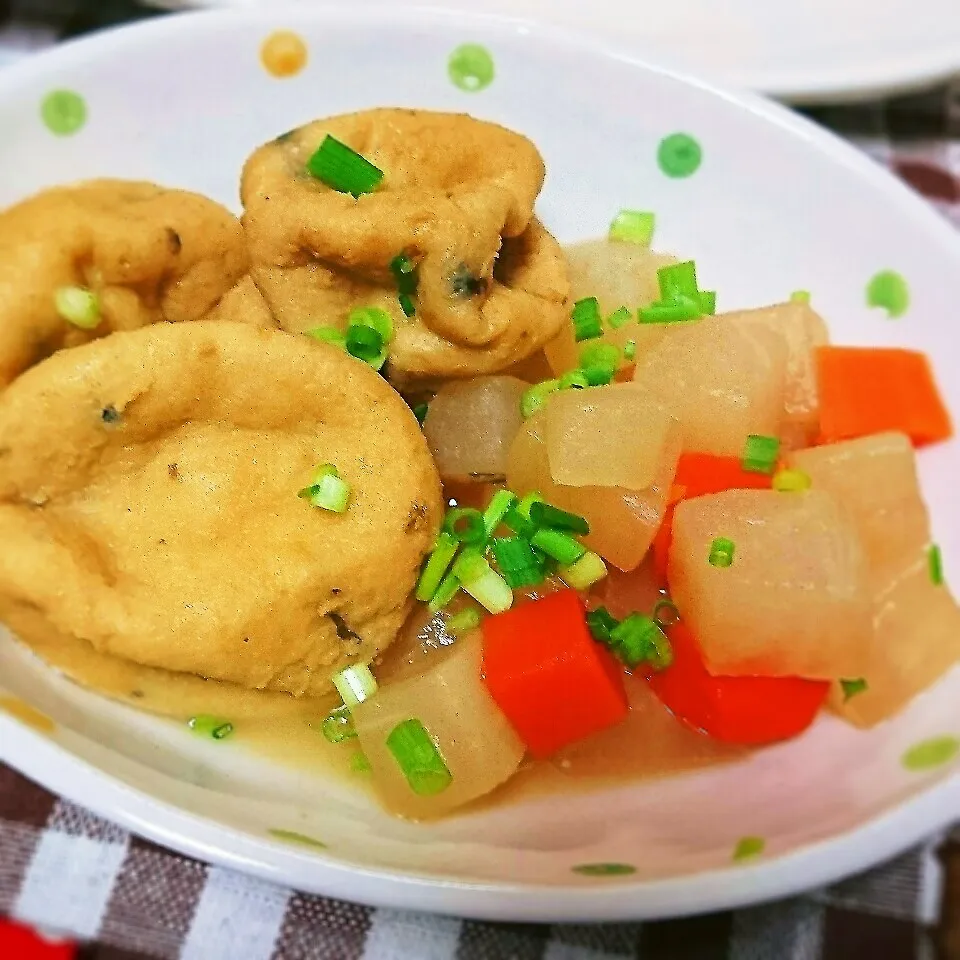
448, 44, 495, 93
733, 836, 765, 861
902, 735, 959, 772
657, 132, 702, 178
866, 269, 910, 318
572, 862, 637, 877
41, 89, 87, 136
268, 828, 328, 849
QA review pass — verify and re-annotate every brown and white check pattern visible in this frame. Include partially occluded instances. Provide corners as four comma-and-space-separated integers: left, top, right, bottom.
0, 2, 959, 957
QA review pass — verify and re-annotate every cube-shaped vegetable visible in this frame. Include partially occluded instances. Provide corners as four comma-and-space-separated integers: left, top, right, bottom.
482, 589, 628, 758
668, 489, 872, 678
507, 411, 677, 570
632, 315, 787, 456
829, 555, 960, 726
352, 632, 525, 818
790, 432, 929, 576
545, 383, 680, 489
726, 301, 828, 447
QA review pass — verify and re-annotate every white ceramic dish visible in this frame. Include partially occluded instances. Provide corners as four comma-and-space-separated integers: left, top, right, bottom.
143, 0, 960, 102
1, 6, 959, 922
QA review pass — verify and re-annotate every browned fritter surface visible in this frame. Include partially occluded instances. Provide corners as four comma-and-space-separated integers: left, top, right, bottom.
0, 321, 442, 697
0, 179, 249, 388
241, 108, 569, 384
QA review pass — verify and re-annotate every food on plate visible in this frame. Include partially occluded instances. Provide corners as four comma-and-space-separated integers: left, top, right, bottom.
0, 321, 442, 697
0, 180, 248, 388
0, 113, 956, 822
240, 108, 569, 384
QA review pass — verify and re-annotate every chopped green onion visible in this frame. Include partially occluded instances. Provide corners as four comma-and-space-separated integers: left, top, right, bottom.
572, 297, 603, 341
583, 366, 615, 386
742, 434, 781, 475
623, 340, 637, 361
646, 623, 674, 670
516, 492, 545, 521
452, 547, 490, 585
428, 571, 461, 613
307, 135, 384, 196
390, 253, 419, 317
529, 501, 590, 535
305, 326, 346, 348
790, 290, 811, 304
415, 532, 459, 602
188, 714, 234, 740
350, 751, 372, 774
559, 369, 590, 390
639, 297, 702, 324
609, 209, 655, 245
502, 506, 536, 539
929, 544, 944, 586
492, 536, 544, 588
482, 490, 517, 538
398, 293, 416, 317
345, 324, 384, 364
657, 261, 699, 301
413, 403, 429, 426
652, 598, 680, 628
332, 663, 378, 709
610, 614, 668, 669
349, 305, 393, 341
772, 468, 812, 492
699, 290, 717, 315
298, 464, 351, 513
586, 606, 619, 646
708, 537, 736, 568
560, 551, 607, 590
579, 341, 620, 383
462, 567, 514, 614
607, 306, 633, 329
445, 607, 482, 634
321, 704, 357, 744
443, 507, 486, 545
521, 379, 560, 418
55, 286, 100, 330
386, 718, 452, 797
531, 528, 586, 565
840, 677, 868, 702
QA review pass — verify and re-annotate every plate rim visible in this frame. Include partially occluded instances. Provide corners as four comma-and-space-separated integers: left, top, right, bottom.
1, 4, 959, 920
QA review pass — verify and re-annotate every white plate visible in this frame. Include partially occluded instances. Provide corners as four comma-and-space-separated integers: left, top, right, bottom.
143, 0, 960, 102
1, 6, 959, 922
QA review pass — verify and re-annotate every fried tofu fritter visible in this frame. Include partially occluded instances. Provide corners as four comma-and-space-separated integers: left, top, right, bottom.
0, 180, 249, 388
241, 109, 570, 383
0, 322, 442, 698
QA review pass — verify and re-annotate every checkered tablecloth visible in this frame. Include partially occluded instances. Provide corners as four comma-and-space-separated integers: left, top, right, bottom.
1, 2, 959, 958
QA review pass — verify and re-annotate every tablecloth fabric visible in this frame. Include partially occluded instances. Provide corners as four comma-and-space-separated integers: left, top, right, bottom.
0, 2, 958, 957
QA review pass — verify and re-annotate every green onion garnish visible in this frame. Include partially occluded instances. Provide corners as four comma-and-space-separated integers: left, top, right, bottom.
772, 468, 812, 492
586, 606, 619, 646
658, 261, 699, 301
386, 718, 453, 797
398, 293, 416, 317
579, 342, 620, 385
349, 305, 393, 340
790, 290, 811, 304
521, 379, 560, 418
413, 403, 429, 426
699, 290, 717, 315
188, 715, 234, 740
502, 506, 537, 539
708, 537, 736, 568
350, 751, 372, 774
516, 491, 545, 520
345, 324, 384, 364
652, 598, 680, 628
332, 663, 378, 709
482, 490, 517, 538
560, 551, 607, 590
623, 340, 637, 362
390, 253, 419, 317
445, 607, 482, 635
584, 366, 616, 386
443, 507, 486, 546
742, 435, 781, 475
529, 502, 590, 536
638, 298, 701, 324
428, 571, 461, 613
492, 536, 544, 589
840, 677, 868, 702
321, 704, 358, 744
415, 533, 459, 602
55, 286, 100, 330
531, 528, 586, 566
452, 547, 489, 584
298, 464, 351, 513
307, 135, 384, 197
929, 544, 945, 586
607, 306, 633, 329
572, 297, 603, 342
453, 548, 514, 613
610, 614, 671, 669
306, 326, 347, 349
609, 209, 655, 245
559, 369, 590, 390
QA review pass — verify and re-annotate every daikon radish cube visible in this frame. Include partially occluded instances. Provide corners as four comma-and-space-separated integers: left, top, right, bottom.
353, 631, 525, 819
632, 315, 787, 456
545, 383, 680, 489
668, 489, 872, 678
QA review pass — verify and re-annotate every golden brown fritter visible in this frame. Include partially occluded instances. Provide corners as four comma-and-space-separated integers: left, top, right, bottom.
0, 322, 442, 698
203, 275, 278, 328
0, 180, 249, 388
241, 109, 569, 384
